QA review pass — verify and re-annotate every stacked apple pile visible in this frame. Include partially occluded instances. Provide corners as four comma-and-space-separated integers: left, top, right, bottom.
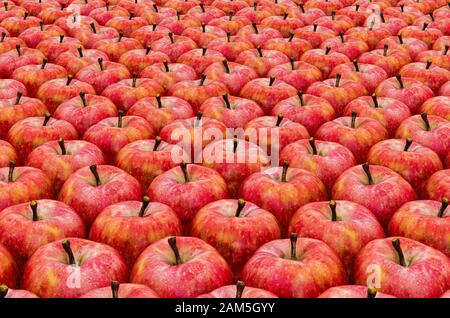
0, 0, 449, 299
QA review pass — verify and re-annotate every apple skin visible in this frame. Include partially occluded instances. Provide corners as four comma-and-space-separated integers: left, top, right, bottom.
211, 0, 249, 15
0, 243, 19, 288
420, 96, 450, 121
0, 79, 27, 99
182, 25, 227, 48
115, 139, 190, 190
7, 115, 78, 160
268, 61, 322, 92
25, 139, 105, 193
158, 15, 200, 36
191, 199, 281, 276
91, 35, 143, 62
177, 48, 225, 76
241, 237, 348, 298
376, 36, 428, 60
422, 169, 450, 202
58, 165, 143, 226
343, 96, 411, 137
83, 115, 154, 164
289, 200, 385, 275
129, 25, 171, 48
0, 286, 39, 298
0, 46, 46, 79
198, 284, 277, 298
313, 13, 355, 34
304, 0, 344, 16
201, 139, 270, 198
318, 285, 395, 298
368, 139, 443, 193
151, 34, 198, 63
235, 48, 290, 78
315, 116, 388, 164
236, 24, 282, 48
55, 48, 110, 77
395, 114, 450, 162
72, 25, 119, 49
235, 5, 273, 24
89, 199, 182, 267
280, 139, 356, 190
118, 47, 169, 75
263, 36, 312, 62
239, 165, 327, 235
80, 283, 159, 298
261, 15, 304, 38
140, 62, 198, 91
388, 200, 450, 257
206, 35, 254, 62
353, 237, 450, 298
240, 77, 297, 115
36, 36, 83, 63
147, 164, 229, 232
131, 236, 233, 298
294, 25, 336, 49
0, 14, 41, 37
358, 48, 411, 77
0, 34, 26, 55
399, 62, 450, 94
332, 164, 417, 228
21, 238, 128, 298
399, 25, 443, 48
105, 14, 148, 38
300, 48, 351, 79
18, 24, 64, 49
0, 199, 86, 266
287, 6, 326, 26
0, 140, 18, 168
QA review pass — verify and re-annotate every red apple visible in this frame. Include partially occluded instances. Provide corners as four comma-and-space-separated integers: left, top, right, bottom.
376, 35, 429, 60
0, 141, 18, 168
0, 285, 38, 298
198, 281, 277, 298
268, 60, 322, 92
211, 0, 249, 14
236, 5, 274, 24
18, 21, 64, 48
304, 0, 344, 15
399, 23, 443, 47
91, 32, 143, 62
80, 281, 159, 298
140, 61, 198, 90
236, 23, 282, 48
441, 81, 450, 96
419, 96, 450, 121
36, 35, 83, 63
208, 13, 251, 35
129, 24, 171, 47
261, 13, 304, 38
415, 46, 450, 70
135, 3, 177, 25
0, 12, 41, 37
399, 61, 450, 93
318, 285, 395, 298
206, 33, 254, 61
118, 46, 169, 74
0, 243, 19, 288
72, 23, 119, 48
294, 24, 335, 49
158, 13, 201, 35
300, 46, 350, 79
288, 3, 325, 25
151, 32, 198, 62
313, 11, 355, 34
263, 33, 312, 61
0, 78, 27, 98
235, 47, 289, 77
55, 47, 109, 76
177, 47, 225, 75
186, 3, 226, 24
106, 12, 148, 37
358, 45, 411, 77
0, 45, 46, 79
422, 169, 450, 201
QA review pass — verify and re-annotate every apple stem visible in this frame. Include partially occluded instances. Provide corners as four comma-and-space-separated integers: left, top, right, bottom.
392, 238, 407, 267
3, 2, 7, 11
281, 161, 289, 182
256, 46, 263, 57
426, 60, 432, 69
444, 45, 449, 56
201, 47, 207, 56
129, 12, 134, 20
283, 13, 288, 20
176, 11, 180, 20
139, 196, 150, 217
180, 161, 189, 183
233, 136, 238, 153
41, 58, 47, 69
132, 73, 137, 87
325, 46, 331, 55
290, 232, 297, 260
400, 4, 404, 12
110, 281, 119, 298
201, 23, 206, 33
98, 58, 104, 71
80, 92, 87, 107
1, 32, 6, 42
62, 240, 76, 266
168, 32, 174, 43
223, 93, 231, 109
195, 111, 203, 127
118, 110, 123, 128
396, 74, 404, 89
422, 22, 428, 31
89, 164, 101, 186
353, 60, 359, 72
397, 34, 403, 44
16, 44, 21, 56
66, 75, 73, 86
438, 197, 448, 218
43, 113, 51, 126
235, 280, 245, 298
253, 2, 257, 11
8, 161, 14, 183
30, 200, 39, 221
421, 112, 430, 131
313, 24, 318, 32
168, 237, 182, 265
299, 3, 305, 13
152, 23, 157, 31
276, 114, 283, 127
269, 77, 275, 86
228, 12, 233, 21
0, 285, 8, 298
371, 94, 378, 108
235, 199, 245, 217
58, 138, 66, 155
429, 11, 434, 21
252, 22, 258, 34
297, 91, 304, 106
355, 4, 360, 11
153, 4, 158, 12
163, 60, 169, 72
367, 288, 377, 298
383, 44, 388, 56
118, 31, 123, 42
77, 46, 83, 57
329, 200, 337, 221
404, 137, 412, 151
90, 22, 96, 34
59, 34, 64, 43
222, 60, 230, 73
288, 32, 294, 42
24, 12, 28, 20
362, 162, 373, 185
15, 91, 22, 105
200, 3, 205, 12
40, 21, 44, 31
226, 32, 231, 42
339, 32, 344, 43
309, 137, 317, 155
156, 94, 162, 108
380, 12, 385, 23
152, 136, 162, 151
199, 74, 206, 86
351, 111, 357, 128
335, 73, 341, 87
331, 10, 335, 20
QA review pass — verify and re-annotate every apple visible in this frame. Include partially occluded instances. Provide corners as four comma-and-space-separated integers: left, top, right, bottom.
415, 46, 450, 70
368, 138, 443, 192
337, 4, 372, 26
118, 0, 154, 12
25, 139, 105, 192
280, 138, 356, 190
22, 238, 128, 298
165, 0, 199, 14
383, 5, 424, 24
319, 32, 369, 61
198, 281, 277, 298
268, 60, 322, 92
55, 47, 109, 76
399, 61, 450, 94
0, 2, 26, 22
433, 36, 450, 51
208, 13, 251, 35
294, 24, 335, 49
353, 237, 450, 298
287, 3, 325, 25
92, 32, 143, 62
300, 46, 350, 79
235, 4, 274, 24
343, 95, 412, 136
388, 199, 449, 257
59, 164, 143, 226
0, 78, 27, 98
0, 45, 46, 79
0, 199, 86, 265
177, 47, 225, 76
241, 235, 348, 297
345, 22, 391, 50
358, 45, 411, 77
0, 141, 17, 168
80, 281, 159, 298
37, 3, 73, 25
0, 12, 41, 37
441, 81, 450, 96
211, 0, 249, 14
376, 35, 429, 60
36, 35, 83, 63
263, 33, 312, 61
53, 13, 98, 35
419, 97, 450, 121
206, 33, 254, 62
422, 169, 450, 202
106, 12, 148, 37
313, 11, 355, 34
304, 0, 344, 15
236, 23, 282, 48
0, 161, 53, 212
131, 236, 233, 297
129, 24, 171, 48
72, 23, 119, 49
135, 3, 177, 25
140, 61, 198, 91
18, 21, 64, 48
235, 47, 290, 77
158, 13, 201, 35
0, 243, 19, 288
399, 23, 443, 48
151, 32, 198, 62
0, 285, 38, 298
186, 3, 226, 24
66, 0, 106, 16
118, 46, 170, 75
261, 13, 304, 38
332, 163, 417, 227
318, 285, 395, 298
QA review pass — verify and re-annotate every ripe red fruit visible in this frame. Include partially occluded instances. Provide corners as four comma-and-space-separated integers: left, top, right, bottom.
0, 243, 19, 288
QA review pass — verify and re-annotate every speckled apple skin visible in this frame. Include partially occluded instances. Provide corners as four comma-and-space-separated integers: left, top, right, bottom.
239, 166, 327, 235
21, 238, 128, 298
289, 201, 384, 274
151, 35, 197, 62
368, 139, 443, 193
90, 200, 182, 267
268, 61, 322, 92
441, 290, 450, 298
36, 36, 83, 62
0, 243, 20, 288
422, 169, 450, 202
330, 62, 388, 94
191, 199, 281, 276
358, 48, 411, 77
395, 114, 450, 161
376, 36, 428, 60
316, 116, 388, 163
419, 96, 450, 121
400, 62, 450, 93
241, 238, 348, 298
294, 25, 335, 48
207, 36, 254, 62
235, 49, 289, 77
140, 62, 198, 91
353, 237, 450, 298
0, 79, 27, 99
0, 140, 18, 168
58, 165, 143, 226
177, 48, 225, 76
131, 236, 233, 298
261, 15, 304, 38
147, 164, 229, 230
320, 37, 369, 61
332, 164, 416, 227
416, 50, 450, 70
300, 49, 350, 78
92, 37, 143, 62
0, 47, 45, 78
55, 49, 109, 76
439, 81, 450, 96
208, 15, 250, 36
399, 25, 443, 47
314, 14, 355, 34
119, 49, 170, 75
264, 38, 312, 62
198, 285, 277, 298
80, 283, 159, 298
182, 25, 226, 47
240, 78, 297, 114
318, 285, 395, 298
1, 288, 39, 298
0, 200, 86, 265
236, 24, 282, 48
25, 140, 105, 193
